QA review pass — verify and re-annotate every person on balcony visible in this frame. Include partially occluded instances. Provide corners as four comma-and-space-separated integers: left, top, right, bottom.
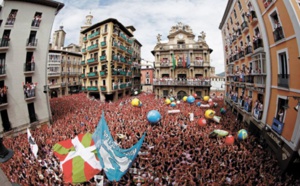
277, 108, 284, 123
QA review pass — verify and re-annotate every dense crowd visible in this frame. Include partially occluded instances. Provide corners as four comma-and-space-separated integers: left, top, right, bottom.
1, 92, 299, 185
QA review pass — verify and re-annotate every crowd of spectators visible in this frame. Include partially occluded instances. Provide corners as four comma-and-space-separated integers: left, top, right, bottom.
0, 92, 299, 185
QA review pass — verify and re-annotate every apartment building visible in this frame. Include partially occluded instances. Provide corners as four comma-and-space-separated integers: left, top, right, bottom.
48, 26, 82, 98
152, 22, 213, 99
80, 18, 142, 101
219, 0, 300, 172
0, 0, 63, 133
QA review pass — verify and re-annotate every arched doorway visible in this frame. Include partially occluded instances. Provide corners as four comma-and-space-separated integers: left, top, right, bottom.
177, 91, 187, 100
50, 90, 58, 98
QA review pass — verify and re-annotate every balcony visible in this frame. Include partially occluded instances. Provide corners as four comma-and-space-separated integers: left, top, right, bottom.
253, 38, 263, 51
277, 74, 289, 89
87, 44, 99, 52
87, 86, 98, 91
153, 80, 211, 87
99, 71, 107, 77
0, 65, 6, 78
81, 87, 86, 91
273, 27, 284, 42
100, 86, 106, 91
24, 62, 35, 74
250, 11, 258, 25
113, 84, 118, 90
243, 101, 252, 113
239, 51, 245, 59
127, 49, 133, 55
253, 108, 263, 121
81, 60, 86, 65
61, 82, 67, 87
88, 31, 100, 40
119, 32, 127, 41
127, 39, 133, 44
101, 41, 107, 47
26, 38, 38, 50
6, 18, 15, 26
87, 72, 98, 78
49, 83, 61, 89
241, 21, 249, 33
112, 70, 118, 75
81, 74, 86, 78
120, 45, 127, 51
82, 48, 87, 53
233, 54, 238, 61
127, 72, 132, 76
0, 38, 10, 50
100, 55, 107, 62
120, 57, 126, 63
245, 46, 252, 56
83, 37, 87, 43
87, 58, 98, 64
48, 72, 60, 77
120, 83, 127, 89
24, 84, 36, 101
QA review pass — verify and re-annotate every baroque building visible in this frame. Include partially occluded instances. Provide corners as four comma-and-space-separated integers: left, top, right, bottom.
152, 22, 213, 99
80, 18, 142, 101
219, 0, 300, 172
0, 0, 64, 133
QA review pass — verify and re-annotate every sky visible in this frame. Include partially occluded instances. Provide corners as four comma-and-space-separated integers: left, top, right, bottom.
51, 0, 228, 74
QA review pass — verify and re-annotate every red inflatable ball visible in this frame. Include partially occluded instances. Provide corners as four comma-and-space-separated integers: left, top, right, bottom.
197, 118, 207, 127
193, 93, 197, 98
225, 135, 235, 145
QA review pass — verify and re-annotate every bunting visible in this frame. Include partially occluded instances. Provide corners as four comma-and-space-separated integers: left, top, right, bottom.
172, 53, 176, 69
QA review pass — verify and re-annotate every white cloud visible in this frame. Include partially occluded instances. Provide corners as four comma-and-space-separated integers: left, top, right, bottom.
53, 0, 227, 73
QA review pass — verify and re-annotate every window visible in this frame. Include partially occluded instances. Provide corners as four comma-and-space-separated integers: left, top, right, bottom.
6, 9, 18, 25
238, 0, 242, 10
163, 90, 168, 97
0, 53, 6, 75
230, 17, 233, 25
233, 9, 237, 19
1, 30, 11, 47
146, 78, 150, 84
32, 12, 42, 27
277, 50, 289, 88
27, 103, 37, 123
27, 31, 37, 46
270, 11, 284, 41
276, 97, 287, 123
104, 24, 108, 32
1, 109, 11, 132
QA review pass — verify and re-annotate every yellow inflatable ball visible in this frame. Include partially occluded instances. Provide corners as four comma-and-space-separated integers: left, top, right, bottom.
203, 96, 210, 102
183, 96, 188, 102
205, 109, 215, 119
131, 98, 140, 107
165, 98, 171, 105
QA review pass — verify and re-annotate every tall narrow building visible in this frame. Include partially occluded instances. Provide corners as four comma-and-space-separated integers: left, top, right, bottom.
219, 0, 300, 172
0, 0, 64, 133
152, 22, 213, 99
80, 18, 142, 101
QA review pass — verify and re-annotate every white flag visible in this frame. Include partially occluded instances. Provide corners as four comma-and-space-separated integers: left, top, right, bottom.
27, 128, 38, 158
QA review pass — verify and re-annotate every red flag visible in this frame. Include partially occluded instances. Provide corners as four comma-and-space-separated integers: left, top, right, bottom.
182, 53, 186, 67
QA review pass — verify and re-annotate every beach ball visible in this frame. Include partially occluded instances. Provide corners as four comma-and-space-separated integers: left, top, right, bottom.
183, 96, 188, 102
197, 118, 207, 127
193, 93, 197, 98
203, 96, 209, 102
170, 97, 175, 102
196, 102, 201, 107
187, 96, 195, 104
205, 109, 215, 119
170, 102, 176, 107
165, 99, 171, 105
208, 99, 213, 103
147, 110, 161, 123
237, 129, 248, 140
131, 98, 140, 107
176, 100, 180, 104
220, 107, 226, 115
225, 135, 235, 145
134, 91, 138, 95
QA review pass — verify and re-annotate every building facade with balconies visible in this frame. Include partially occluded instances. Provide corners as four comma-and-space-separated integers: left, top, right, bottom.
0, 0, 64, 134
219, 0, 300, 172
152, 22, 213, 100
81, 18, 141, 101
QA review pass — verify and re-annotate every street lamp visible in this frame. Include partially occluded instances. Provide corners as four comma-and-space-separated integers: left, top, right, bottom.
283, 96, 300, 111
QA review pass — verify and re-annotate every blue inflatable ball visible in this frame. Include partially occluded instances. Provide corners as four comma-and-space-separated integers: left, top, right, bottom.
197, 102, 201, 107
187, 96, 195, 104
170, 102, 176, 107
147, 110, 161, 123
220, 107, 226, 115
237, 129, 248, 140
170, 97, 174, 102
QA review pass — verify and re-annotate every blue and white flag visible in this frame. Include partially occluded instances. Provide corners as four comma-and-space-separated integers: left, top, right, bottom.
92, 111, 146, 181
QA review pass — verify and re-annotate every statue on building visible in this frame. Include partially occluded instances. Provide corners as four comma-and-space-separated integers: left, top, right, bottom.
201, 31, 206, 41
157, 34, 162, 43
